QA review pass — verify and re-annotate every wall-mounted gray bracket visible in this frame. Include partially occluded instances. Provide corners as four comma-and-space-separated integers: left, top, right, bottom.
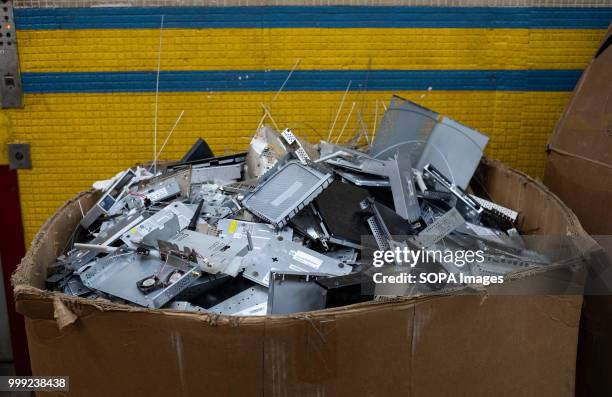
8, 142, 30, 169
0, 1, 22, 108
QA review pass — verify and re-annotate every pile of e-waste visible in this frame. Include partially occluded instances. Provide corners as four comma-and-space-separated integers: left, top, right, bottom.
46, 96, 551, 315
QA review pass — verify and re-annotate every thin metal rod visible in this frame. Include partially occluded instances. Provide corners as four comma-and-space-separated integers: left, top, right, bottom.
260, 103, 279, 130
257, 58, 301, 131
152, 15, 164, 175
335, 101, 356, 144
272, 58, 300, 104
372, 99, 379, 140
357, 110, 371, 147
156, 110, 185, 159
327, 80, 352, 141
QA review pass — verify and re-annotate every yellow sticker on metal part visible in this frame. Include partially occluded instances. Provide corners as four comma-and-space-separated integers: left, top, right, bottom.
229, 220, 237, 234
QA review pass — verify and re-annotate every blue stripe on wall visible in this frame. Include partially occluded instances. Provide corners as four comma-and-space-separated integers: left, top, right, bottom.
21, 69, 582, 93
14, 6, 612, 30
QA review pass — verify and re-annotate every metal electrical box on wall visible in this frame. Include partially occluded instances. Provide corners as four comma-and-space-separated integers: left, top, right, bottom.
0, 0, 22, 108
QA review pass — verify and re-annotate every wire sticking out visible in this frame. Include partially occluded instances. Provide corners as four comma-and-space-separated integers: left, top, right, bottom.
335, 101, 356, 144
257, 58, 301, 131
156, 110, 185, 160
327, 80, 352, 141
152, 15, 164, 175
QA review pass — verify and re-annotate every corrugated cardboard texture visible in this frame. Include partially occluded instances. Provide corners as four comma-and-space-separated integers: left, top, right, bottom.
544, 25, 612, 397
13, 159, 589, 397
544, 25, 612, 235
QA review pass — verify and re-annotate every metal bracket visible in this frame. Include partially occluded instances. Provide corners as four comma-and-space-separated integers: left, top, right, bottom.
8, 143, 30, 169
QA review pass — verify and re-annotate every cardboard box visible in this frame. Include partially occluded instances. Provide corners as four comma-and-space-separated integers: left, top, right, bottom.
13, 159, 592, 397
544, 25, 612, 235
544, 25, 612, 397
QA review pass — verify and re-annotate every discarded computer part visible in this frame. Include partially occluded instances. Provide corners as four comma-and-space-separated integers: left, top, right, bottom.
370, 95, 439, 163
457, 222, 513, 246
166, 301, 207, 313
311, 181, 371, 249
386, 153, 421, 222
280, 128, 311, 164
325, 154, 387, 176
362, 199, 419, 242
289, 204, 329, 246
191, 163, 243, 185
180, 137, 214, 164
78, 251, 200, 308
159, 230, 249, 276
241, 160, 334, 229
242, 240, 352, 287
472, 253, 548, 278
419, 189, 454, 203
140, 168, 192, 198
423, 164, 482, 220
45, 264, 72, 291
415, 207, 465, 248
174, 273, 231, 301
246, 125, 287, 179
66, 212, 147, 269
471, 195, 519, 231
336, 169, 390, 187
72, 243, 119, 254
216, 219, 293, 251
187, 199, 205, 231
200, 200, 235, 221
173, 151, 247, 173
220, 179, 258, 194
420, 204, 436, 225
208, 284, 268, 315
367, 216, 390, 251
316, 270, 374, 308
469, 195, 518, 223
326, 153, 420, 222
63, 276, 92, 297
325, 247, 358, 263
80, 169, 136, 228
415, 117, 488, 190
135, 177, 182, 203
267, 271, 328, 315
122, 202, 194, 247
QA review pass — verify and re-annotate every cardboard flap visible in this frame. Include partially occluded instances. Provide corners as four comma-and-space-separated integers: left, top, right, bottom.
548, 24, 612, 167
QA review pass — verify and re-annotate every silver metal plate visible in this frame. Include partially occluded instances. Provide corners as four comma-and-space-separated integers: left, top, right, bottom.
387, 153, 421, 222
241, 240, 351, 287
416, 207, 465, 248
123, 202, 193, 247
470, 195, 519, 222
336, 170, 390, 187
242, 160, 333, 228
191, 163, 243, 185
166, 301, 207, 313
137, 177, 181, 202
216, 219, 293, 251
370, 96, 438, 163
78, 251, 200, 308
208, 285, 268, 315
416, 117, 488, 189
162, 230, 249, 276
267, 271, 328, 315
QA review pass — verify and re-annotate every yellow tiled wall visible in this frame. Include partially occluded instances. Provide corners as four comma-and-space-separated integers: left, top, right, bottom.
2, 7, 608, 244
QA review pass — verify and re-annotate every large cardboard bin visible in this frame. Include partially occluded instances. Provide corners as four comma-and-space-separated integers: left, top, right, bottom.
13, 159, 592, 397
544, 25, 612, 397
